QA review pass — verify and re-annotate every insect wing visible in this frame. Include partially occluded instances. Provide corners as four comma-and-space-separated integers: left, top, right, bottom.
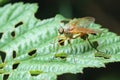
69, 17, 95, 28
68, 27, 98, 34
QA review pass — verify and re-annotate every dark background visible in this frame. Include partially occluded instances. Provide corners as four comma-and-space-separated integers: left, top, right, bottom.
1, 0, 120, 80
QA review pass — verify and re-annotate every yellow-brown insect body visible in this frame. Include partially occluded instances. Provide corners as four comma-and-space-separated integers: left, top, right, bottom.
64, 29, 73, 39
57, 17, 101, 51
56, 17, 109, 59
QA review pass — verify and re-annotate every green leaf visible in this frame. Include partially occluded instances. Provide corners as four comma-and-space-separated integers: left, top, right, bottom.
0, 2, 120, 80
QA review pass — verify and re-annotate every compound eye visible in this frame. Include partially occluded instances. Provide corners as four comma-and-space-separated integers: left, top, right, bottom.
58, 27, 64, 34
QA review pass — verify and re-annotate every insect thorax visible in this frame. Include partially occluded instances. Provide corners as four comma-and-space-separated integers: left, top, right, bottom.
64, 25, 73, 38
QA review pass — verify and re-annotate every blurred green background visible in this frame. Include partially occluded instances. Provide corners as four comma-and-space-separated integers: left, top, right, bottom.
0, 0, 120, 80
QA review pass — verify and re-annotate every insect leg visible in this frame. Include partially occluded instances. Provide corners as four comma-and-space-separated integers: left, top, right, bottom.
67, 39, 77, 63
79, 33, 100, 52
51, 35, 66, 52
86, 37, 100, 52
51, 36, 66, 61
86, 37, 111, 59
67, 39, 73, 51
52, 36, 61, 52
56, 35, 67, 52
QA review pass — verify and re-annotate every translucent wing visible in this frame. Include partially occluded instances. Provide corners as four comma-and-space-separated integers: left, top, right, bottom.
61, 17, 97, 35
69, 17, 95, 28
69, 27, 101, 34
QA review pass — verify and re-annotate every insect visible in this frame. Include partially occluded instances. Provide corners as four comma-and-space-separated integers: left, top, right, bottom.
57, 17, 101, 52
